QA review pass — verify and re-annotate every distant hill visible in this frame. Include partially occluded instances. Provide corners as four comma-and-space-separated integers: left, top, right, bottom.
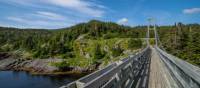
1, 20, 199, 72
0, 20, 146, 70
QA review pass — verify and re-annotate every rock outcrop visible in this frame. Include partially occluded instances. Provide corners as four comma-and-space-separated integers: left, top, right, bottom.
0, 58, 62, 73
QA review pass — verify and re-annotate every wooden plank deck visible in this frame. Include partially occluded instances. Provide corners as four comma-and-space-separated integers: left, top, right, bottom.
148, 47, 178, 88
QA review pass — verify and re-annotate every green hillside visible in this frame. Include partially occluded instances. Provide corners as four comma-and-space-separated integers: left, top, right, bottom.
0, 20, 146, 69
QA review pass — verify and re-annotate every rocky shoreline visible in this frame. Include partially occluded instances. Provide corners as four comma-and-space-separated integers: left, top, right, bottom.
0, 57, 94, 76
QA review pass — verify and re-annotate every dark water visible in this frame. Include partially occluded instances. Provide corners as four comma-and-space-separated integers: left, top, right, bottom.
0, 71, 75, 88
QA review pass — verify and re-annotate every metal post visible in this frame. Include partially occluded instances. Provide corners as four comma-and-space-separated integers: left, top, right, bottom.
153, 24, 158, 46
148, 18, 158, 46
147, 23, 150, 46
147, 18, 152, 46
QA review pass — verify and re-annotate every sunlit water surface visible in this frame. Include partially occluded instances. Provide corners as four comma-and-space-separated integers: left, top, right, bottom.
0, 71, 75, 88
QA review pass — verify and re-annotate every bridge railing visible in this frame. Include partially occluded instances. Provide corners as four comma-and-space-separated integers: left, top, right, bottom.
156, 46, 200, 88
61, 46, 151, 88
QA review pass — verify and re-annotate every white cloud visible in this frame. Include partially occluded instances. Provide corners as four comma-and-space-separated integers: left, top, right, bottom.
117, 18, 128, 25
7, 17, 27, 23
7, 11, 69, 22
43, 0, 105, 17
6, 9, 88, 29
37, 11, 65, 19
183, 8, 200, 14
1, 0, 107, 28
4, 0, 105, 17
7, 16, 72, 29
7, 16, 50, 25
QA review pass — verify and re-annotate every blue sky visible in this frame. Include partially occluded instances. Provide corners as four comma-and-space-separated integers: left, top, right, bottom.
0, 0, 200, 29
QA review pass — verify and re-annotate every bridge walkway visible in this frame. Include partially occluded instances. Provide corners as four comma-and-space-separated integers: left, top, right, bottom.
148, 46, 178, 88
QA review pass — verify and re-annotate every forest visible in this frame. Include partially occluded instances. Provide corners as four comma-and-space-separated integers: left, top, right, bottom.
158, 23, 200, 67
0, 20, 200, 69
0, 20, 146, 69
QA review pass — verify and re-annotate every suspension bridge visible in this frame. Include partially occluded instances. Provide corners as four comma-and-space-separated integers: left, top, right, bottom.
61, 19, 200, 88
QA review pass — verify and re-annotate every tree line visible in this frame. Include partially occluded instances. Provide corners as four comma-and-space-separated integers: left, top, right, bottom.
158, 23, 200, 67
0, 20, 146, 59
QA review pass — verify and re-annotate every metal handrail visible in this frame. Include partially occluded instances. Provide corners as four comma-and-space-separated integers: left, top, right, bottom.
156, 46, 200, 88
61, 46, 151, 88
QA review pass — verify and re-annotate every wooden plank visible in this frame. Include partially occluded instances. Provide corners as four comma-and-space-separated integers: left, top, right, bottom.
148, 47, 178, 88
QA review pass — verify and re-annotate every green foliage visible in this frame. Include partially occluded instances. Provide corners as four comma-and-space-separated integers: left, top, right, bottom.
0, 20, 146, 59
93, 44, 105, 59
51, 61, 70, 71
112, 45, 124, 57
149, 38, 155, 45
1, 20, 200, 68
158, 23, 200, 67
0, 20, 147, 68
128, 39, 142, 49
